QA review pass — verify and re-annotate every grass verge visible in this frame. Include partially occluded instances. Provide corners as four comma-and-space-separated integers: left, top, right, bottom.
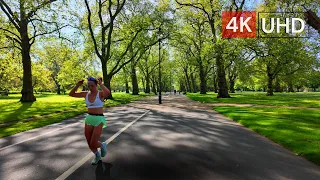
0, 92, 153, 137
186, 92, 320, 108
213, 106, 320, 165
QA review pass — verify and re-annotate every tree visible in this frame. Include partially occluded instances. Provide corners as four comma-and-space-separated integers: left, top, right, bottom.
175, 0, 246, 98
127, 30, 159, 95
281, 47, 317, 92
83, 0, 170, 98
32, 61, 53, 92
184, 16, 212, 94
307, 70, 320, 91
0, 0, 68, 101
171, 44, 198, 93
58, 59, 88, 92
306, 10, 320, 34
224, 39, 253, 93
37, 39, 75, 94
0, 25, 23, 91
138, 48, 160, 93
170, 10, 210, 94
0, 52, 20, 91
245, 37, 317, 95
274, 0, 320, 34
121, 66, 130, 93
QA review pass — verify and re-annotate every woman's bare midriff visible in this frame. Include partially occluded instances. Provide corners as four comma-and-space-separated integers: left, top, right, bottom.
88, 108, 104, 114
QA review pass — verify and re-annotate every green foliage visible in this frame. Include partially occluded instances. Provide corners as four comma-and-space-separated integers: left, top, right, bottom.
34, 38, 99, 92
58, 59, 87, 90
0, 48, 23, 91
0, 0, 319, 96
31, 61, 53, 91
307, 70, 320, 90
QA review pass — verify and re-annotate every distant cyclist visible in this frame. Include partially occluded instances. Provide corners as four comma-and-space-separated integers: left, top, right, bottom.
69, 77, 110, 165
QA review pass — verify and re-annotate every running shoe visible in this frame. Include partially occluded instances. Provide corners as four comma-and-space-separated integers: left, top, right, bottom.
91, 154, 101, 165
101, 142, 107, 157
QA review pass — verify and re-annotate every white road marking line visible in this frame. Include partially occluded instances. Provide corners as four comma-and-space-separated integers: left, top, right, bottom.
0, 122, 81, 151
55, 110, 150, 180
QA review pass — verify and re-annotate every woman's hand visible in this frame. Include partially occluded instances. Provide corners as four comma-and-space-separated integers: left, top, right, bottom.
97, 77, 103, 85
69, 80, 86, 98
97, 77, 110, 98
76, 80, 84, 86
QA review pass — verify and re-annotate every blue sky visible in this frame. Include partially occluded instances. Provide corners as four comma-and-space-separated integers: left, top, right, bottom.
245, 0, 263, 10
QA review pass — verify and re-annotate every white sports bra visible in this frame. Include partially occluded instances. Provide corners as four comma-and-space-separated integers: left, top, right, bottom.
85, 91, 104, 108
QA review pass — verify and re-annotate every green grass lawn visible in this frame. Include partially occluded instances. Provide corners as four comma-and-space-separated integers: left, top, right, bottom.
186, 92, 320, 108
0, 92, 152, 137
213, 106, 320, 165
0, 94, 85, 123
186, 92, 320, 165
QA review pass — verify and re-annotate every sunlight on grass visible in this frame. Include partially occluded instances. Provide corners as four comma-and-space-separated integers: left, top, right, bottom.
213, 106, 320, 165
0, 92, 153, 123
186, 92, 320, 108
0, 95, 85, 123
0, 92, 153, 137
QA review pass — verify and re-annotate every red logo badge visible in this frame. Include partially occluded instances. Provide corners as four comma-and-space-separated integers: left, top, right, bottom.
222, 11, 256, 38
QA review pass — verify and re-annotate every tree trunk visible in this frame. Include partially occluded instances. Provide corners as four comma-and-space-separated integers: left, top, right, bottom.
184, 77, 190, 92
57, 84, 61, 95
124, 68, 129, 93
266, 75, 274, 96
20, 22, 36, 102
180, 80, 185, 92
190, 73, 196, 93
184, 69, 191, 92
105, 74, 113, 99
152, 79, 157, 95
229, 79, 235, 93
52, 73, 61, 95
216, 48, 230, 98
125, 80, 129, 93
142, 77, 145, 92
213, 73, 218, 93
151, 74, 157, 95
100, 54, 113, 99
288, 81, 294, 92
145, 72, 151, 93
199, 63, 207, 94
131, 65, 139, 95
275, 78, 281, 92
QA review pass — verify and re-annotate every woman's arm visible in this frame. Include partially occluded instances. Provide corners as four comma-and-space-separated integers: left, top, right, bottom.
98, 78, 110, 98
69, 80, 87, 98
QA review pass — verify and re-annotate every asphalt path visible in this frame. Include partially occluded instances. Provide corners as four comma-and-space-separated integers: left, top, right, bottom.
0, 94, 319, 180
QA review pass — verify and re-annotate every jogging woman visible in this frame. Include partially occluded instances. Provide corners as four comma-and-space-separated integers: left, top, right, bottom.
69, 77, 110, 165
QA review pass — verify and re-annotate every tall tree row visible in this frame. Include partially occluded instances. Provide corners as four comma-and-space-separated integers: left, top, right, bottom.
0, 0, 70, 101
0, 0, 319, 98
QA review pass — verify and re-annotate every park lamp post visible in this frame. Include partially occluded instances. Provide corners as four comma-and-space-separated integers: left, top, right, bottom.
158, 27, 162, 104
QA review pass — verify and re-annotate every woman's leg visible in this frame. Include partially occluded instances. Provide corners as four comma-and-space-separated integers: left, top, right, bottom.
84, 124, 95, 152
89, 123, 104, 165
89, 123, 103, 152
